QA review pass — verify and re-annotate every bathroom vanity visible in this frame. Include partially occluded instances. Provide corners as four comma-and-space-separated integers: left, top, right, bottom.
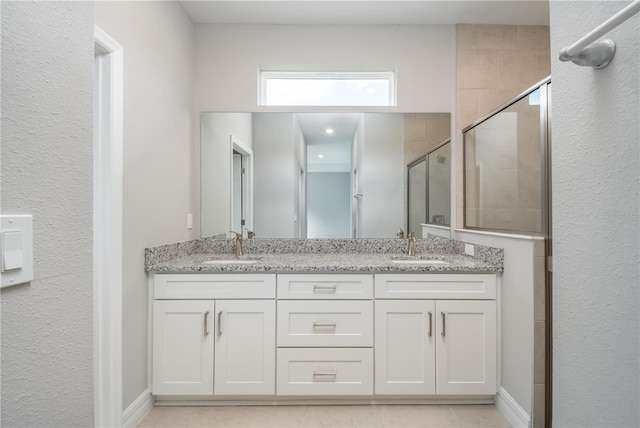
146, 238, 503, 404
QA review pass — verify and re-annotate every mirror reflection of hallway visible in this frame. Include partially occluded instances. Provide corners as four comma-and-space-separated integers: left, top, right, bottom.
305, 137, 353, 239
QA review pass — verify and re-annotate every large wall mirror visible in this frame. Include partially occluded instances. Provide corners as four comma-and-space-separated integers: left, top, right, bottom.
201, 112, 451, 239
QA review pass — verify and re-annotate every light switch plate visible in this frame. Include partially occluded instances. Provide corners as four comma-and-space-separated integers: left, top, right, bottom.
1, 215, 33, 288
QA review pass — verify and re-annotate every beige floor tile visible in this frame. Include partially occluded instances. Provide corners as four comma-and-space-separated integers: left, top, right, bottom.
450, 405, 511, 428
378, 405, 460, 428
138, 404, 511, 428
287, 406, 383, 428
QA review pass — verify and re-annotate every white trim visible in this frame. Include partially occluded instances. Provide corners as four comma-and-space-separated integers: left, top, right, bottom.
122, 388, 154, 428
229, 135, 254, 237
455, 228, 546, 242
93, 26, 124, 428
495, 387, 531, 428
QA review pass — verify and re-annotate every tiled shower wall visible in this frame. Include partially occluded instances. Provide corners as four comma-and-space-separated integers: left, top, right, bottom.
403, 112, 451, 164
456, 24, 550, 427
456, 24, 550, 226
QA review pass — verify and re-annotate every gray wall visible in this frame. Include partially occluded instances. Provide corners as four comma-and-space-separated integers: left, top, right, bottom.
252, 114, 296, 238
1, 2, 95, 426
96, 1, 196, 408
550, 1, 639, 426
360, 114, 404, 237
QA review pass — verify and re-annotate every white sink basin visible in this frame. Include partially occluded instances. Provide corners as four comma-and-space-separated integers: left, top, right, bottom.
391, 259, 448, 265
203, 259, 260, 264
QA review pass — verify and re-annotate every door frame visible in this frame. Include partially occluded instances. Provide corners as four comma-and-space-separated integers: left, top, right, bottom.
229, 134, 253, 236
93, 26, 124, 427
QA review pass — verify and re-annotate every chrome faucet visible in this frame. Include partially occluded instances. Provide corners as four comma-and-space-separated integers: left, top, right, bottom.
230, 231, 243, 257
407, 232, 417, 256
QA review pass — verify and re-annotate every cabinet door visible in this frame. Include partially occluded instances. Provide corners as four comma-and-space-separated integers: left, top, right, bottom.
214, 300, 276, 395
435, 300, 497, 395
152, 300, 214, 395
375, 300, 436, 395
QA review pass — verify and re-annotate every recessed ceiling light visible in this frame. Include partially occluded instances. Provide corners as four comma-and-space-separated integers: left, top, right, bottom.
325, 128, 334, 135
318, 154, 324, 159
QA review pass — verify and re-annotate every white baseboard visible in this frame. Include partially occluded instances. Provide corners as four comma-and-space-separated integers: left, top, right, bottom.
495, 387, 531, 428
123, 388, 153, 428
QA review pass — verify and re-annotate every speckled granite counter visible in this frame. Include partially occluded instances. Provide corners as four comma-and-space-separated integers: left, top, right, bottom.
145, 236, 503, 274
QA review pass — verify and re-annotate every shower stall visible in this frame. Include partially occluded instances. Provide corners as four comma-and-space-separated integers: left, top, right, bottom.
463, 77, 551, 236
462, 76, 552, 428
406, 138, 451, 236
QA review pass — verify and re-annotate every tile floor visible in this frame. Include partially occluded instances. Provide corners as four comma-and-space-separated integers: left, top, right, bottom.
137, 404, 511, 427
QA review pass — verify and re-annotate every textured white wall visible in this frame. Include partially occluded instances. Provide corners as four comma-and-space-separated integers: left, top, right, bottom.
95, 1, 196, 408
1, 2, 95, 426
550, 1, 639, 426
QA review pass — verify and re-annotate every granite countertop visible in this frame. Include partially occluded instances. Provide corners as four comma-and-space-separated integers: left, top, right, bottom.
145, 237, 504, 274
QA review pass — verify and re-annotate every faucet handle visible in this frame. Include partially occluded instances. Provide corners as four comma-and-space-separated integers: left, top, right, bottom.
246, 230, 255, 239
230, 230, 242, 239
408, 231, 415, 239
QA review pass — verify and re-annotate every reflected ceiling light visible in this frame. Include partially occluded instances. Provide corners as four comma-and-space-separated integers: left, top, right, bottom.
318, 154, 324, 159
325, 128, 334, 135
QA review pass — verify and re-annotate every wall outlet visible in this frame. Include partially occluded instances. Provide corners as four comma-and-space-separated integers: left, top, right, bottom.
465, 243, 475, 256
187, 213, 193, 230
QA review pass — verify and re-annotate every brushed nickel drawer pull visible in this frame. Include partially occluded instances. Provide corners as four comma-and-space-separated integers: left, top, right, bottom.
313, 369, 337, 381
313, 322, 337, 328
441, 312, 446, 337
217, 311, 223, 336
313, 284, 337, 293
204, 311, 210, 336
428, 311, 433, 337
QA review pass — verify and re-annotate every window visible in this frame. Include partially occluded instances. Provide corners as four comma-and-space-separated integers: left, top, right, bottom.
260, 70, 396, 107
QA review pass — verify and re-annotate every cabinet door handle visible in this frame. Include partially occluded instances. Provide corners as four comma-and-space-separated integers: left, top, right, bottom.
204, 311, 210, 336
313, 284, 337, 293
441, 312, 446, 337
428, 312, 433, 337
217, 311, 223, 336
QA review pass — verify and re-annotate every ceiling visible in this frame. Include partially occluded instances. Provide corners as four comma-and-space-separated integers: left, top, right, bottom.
180, 1, 549, 26
296, 113, 361, 145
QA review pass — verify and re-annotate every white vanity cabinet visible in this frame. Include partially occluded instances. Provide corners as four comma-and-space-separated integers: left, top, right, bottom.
151, 274, 276, 396
150, 271, 499, 400
375, 274, 498, 396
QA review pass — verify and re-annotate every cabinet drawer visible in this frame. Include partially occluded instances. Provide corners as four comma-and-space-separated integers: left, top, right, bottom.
154, 274, 276, 299
277, 348, 373, 396
277, 274, 373, 299
374, 274, 496, 300
277, 301, 373, 347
